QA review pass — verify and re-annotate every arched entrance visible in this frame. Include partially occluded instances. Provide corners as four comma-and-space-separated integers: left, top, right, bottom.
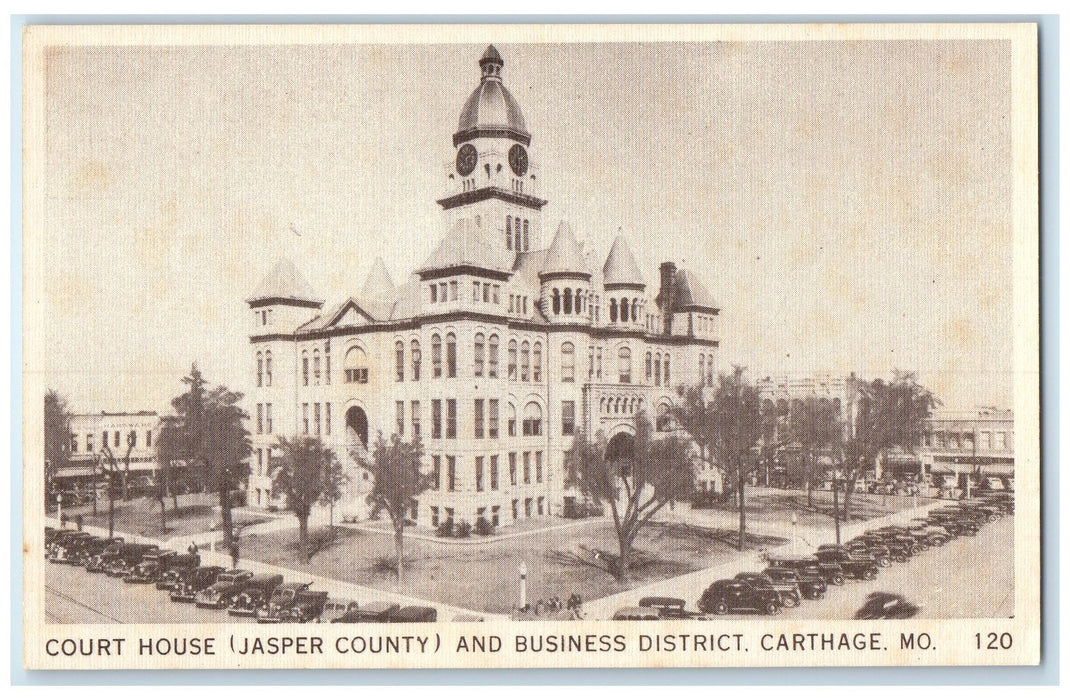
346, 406, 369, 449
605, 432, 635, 462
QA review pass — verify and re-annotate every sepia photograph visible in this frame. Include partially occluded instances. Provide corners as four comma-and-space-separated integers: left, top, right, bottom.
21, 22, 1040, 669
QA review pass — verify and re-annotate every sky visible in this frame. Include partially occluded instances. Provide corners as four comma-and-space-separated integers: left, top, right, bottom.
35, 37, 1015, 415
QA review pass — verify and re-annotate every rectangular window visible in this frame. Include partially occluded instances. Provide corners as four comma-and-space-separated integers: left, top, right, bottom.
257, 357, 263, 387
431, 506, 440, 527
523, 451, 531, 484
523, 417, 542, 437
396, 344, 404, 382
266, 404, 273, 433
303, 404, 309, 435
474, 338, 484, 377
490, 455, 499, 490
446, 399, 457, 439
432, 400, 442, 439
446, 507, 455, 523
491, 505, 501, 527
475, 456, 484, 492
525, 498, 533, 517
508, 344, 518, 380
71, 434, 78, 452
588, 346, 594, 379
396, 401, 405, 437
314, 403, 321, 436
257, 404, 264, 434
324, 350, 330, 385
488, 399, 499, 438
430, 284, 438, 303
512, 499, 519, 520
325, 403, 331, 435
303, 357, 309, 386
449, 280, 458, 301
411, 401, 421, 438
447, 456, 456, 491
536, 451, 543, 483
314, 354, 321, 384
509, 453, 517, 486
562, 401, 576, 436
86, 433, 95, 453
114, 431, 120, 448
431, 455, 441, 491
488, 340, 498, 378
473, 281, 480, 303
438, 282, 447, 303
146, 430, 152, 448
446, 340, 457, 378
492, 285, 500, 304
257, 449, 264, 476
474, 399, 484, 438
101, 432, 107, 451
597, 347, 603, 379
537, 496, 544, 516
482, 283, 490, 303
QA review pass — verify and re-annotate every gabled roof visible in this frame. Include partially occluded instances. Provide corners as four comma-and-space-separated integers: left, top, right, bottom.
673, 268, 719, 311
602, 235, 645, 287
322, 298, 378, 328
418, 218, 511, 276
361, 257, 395, 299
541, 220, 588, 277
248, 258, 321, 303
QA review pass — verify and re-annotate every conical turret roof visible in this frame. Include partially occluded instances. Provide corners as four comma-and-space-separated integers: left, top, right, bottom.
248, 257, 321, 304
360, 257, 396, 299
542, 220, 589, 277
673, 268, 718, 310
602, 235, 645, 287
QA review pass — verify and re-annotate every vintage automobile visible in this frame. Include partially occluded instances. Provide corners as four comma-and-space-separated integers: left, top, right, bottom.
850, 533, 911, 563
124, 549, 177, 583
924, 512, 980, 537
959, 502, 1004, 522
764, 555, 846, 587
698, 579, 782, 616
195, 569, 254, 608
170, 565, 227, 602
870, 526, 929, 553
612, 607, 661, 620
70, 536, 124, 567
813, 547, 879, 580
155, 554, 202, 590
332, 601, 400, 623
255, 582, 314, 623
734, 572, 800, 608
44, 526, 58, 544
228, 573, 285, 617
762, 566, 826, 600
637, 596, 690, 619
854, 592, 920, 619
85, 540, 127, 572
47, 532, 94, 563
830, 540, 893, 568
319, 598, 360, 623
387, 606, 438, 623
103, 543, 159, 578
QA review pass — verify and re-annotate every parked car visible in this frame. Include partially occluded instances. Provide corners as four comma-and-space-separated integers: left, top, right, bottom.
762, 566, 826, 600
155, 554, 202, 590
734, 572, 801, 608
332, 601, 400, 623
195, 569, 254, 608
228, 573, 284, 617
387, 606, 438, 623
44, 526, 59, 545
255, 582, 313, 623
170, 565, 227, 603
850, 533, 911, 563
47, 532, 94, 563
85, 540, 126, 572
698, 579, 782, 616
71, 536, 124, 567
124, 550, 178, 583
319, 598, 360, 623
813, 547, 879, 580
612, 607, 661, 620
764, 555, 846, 587
854, 592, 920, 619
637, 596, 690, 619
104, 543, 159, 578
833, 540, 892, 567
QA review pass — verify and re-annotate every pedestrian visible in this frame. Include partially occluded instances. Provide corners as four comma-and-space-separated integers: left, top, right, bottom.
229, 541, 239, 569
534, 599, 544, 616
188, 542, 198, 556
60, 512, 69, 528
75, 514, 83, 531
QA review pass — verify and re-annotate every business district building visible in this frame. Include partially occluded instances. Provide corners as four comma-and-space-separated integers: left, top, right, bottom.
57, 412, 162, 496
243, 46, 721, 527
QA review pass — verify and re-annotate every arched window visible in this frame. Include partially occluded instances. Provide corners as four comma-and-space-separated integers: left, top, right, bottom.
620, 298, 630, 323
532, 341, 542, 382
575, 288, 583, 314
507, 403, 518, 437
706, 356, 714, 386
474, 333, 486, 377
561, 342, 575, 382
609, 298, 618, 322
521, 341, 531, 382
488, 334, 499, 378
256, 352, 263, 387
302, 351, 309, 386
446, 333, 457, 378
514, 223, 521, 252
506, 216, 513, 250
410, 340, 421, 381
508, 339, 518, 380
523, 220, 529, 251
633, 299, 640, 322
563, 288, 573, 314
664, 354, 671, 386
522, 401, 542, 436
313, 349, 321, 385
645, 352, 653, 382
618, 346, 632, 384
431, 334, 443, 378
344, 346, 369, 384
656, 403, 672, 432
654, 352, 662, 386
395, 341, 404, 382
265, 351, 273, 386
699, 354, 705, 385
552, 288, 561, 314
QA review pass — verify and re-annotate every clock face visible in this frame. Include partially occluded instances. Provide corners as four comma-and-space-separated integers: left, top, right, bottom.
456, 144, 478, 176
508, 144, 529, 176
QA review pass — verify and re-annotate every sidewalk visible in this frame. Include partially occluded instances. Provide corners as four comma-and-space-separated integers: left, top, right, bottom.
582, 500, 945, 620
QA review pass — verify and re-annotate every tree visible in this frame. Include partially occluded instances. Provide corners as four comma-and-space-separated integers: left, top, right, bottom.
98, 444, 124, 539
270, 435, 345, 562
706, 366, 764, 551
564, 412, 694, 582
354, 432, 429, 585
786, 397, 843, 507
164, 364, 250, 556
671, 384, 718, 494
154, 415, 185, 532
44, 389, 73, 500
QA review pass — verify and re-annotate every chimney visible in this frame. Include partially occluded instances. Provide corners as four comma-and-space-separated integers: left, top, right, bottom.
659, 262, 676, 335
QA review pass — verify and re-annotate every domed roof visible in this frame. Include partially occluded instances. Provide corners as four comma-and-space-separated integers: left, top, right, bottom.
454, 45, 530, 146
542, 220, 589, 278
602, 235, 646, 287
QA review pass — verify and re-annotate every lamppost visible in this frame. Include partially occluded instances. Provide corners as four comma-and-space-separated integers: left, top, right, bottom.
791, 510, 798, 554
56, 492, 63, 527
518, 561, 528, 610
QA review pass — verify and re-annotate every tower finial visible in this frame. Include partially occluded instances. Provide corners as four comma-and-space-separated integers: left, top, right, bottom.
479, 44, 504, 80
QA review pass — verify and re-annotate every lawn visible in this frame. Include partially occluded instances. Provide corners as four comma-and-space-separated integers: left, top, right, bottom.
238, 519, 786, 615
60, 492, 269, 540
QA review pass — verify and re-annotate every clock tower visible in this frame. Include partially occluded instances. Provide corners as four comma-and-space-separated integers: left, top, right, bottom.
438, 45, 547, 257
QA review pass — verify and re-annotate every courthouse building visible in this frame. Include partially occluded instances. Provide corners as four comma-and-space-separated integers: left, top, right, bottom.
244, 46, 721, 526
